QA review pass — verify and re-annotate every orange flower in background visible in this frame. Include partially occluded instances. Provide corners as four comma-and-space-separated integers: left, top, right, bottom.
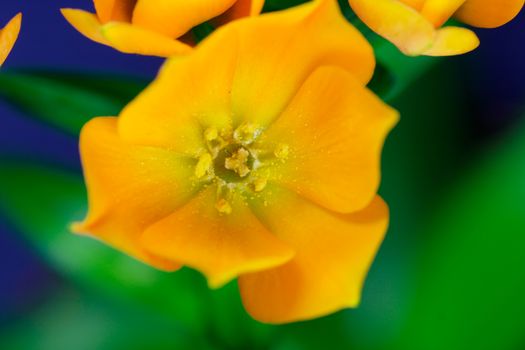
0, 13, 22, 66
349, 0, 525, 56
61, 0, 265, 57
73, 0, 398, 324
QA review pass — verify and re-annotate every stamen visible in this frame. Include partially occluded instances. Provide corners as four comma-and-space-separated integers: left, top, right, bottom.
215, 198, 232, 214
220, 126, 233, 141
204, 127, 218, 141
252, 177, 268, 192
194, 153, 213, 178
234, 122, 260, 145
195, 121, 274, 213
225, 148, 251, 177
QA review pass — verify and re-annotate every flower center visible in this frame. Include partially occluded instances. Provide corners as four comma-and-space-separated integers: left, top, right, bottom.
216, 145, 254, 182
192, 122, 289, 214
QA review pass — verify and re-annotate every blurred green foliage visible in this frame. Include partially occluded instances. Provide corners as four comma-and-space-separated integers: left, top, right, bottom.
395, 119, 525, 350
0, 70, 147, 135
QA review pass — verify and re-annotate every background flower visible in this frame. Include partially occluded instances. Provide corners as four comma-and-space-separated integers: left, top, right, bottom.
0, 13, 21, 66
348, 0, 524, 56
61, 0, 265, 56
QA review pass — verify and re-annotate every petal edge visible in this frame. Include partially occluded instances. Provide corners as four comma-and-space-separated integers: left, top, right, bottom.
241, 186, 389, 324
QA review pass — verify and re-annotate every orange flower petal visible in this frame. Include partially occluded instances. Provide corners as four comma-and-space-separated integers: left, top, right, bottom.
348, 0, 436, 56
214, 0, 265, 26
118, 28, 237, 151
398, 0, 425, 11
230, 0, 375, 126
455, 0, 525, 28
93, 0, 136, 23
264, 66, 398, 213
0, 13, 22, 66
119, 0, 373, 146
132, 0, 236, 38
423, 26, 479, 56
141, 186, 295, 288
420, 0, 466, 27
239, 185, 389, 324
101, 21, 193, 57
74, 117, 198, 270
61, 9, 111, 46
62, 8, 192, 57
229, 0, 265, 17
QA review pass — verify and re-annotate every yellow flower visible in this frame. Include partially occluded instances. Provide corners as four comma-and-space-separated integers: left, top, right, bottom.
0, 13, 22, 66
61, 0, 265, 57
73, 0, 398, 324
348, 0, 524, 56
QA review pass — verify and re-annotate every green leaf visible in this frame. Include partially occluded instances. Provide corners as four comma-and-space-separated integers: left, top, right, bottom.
0, 287, 214, 350
372, 40, 441, 101
208, 281, 276, 349
192, 22, 216, 44
263, 0, 309, 12
391, 118, 525, 350
0, 70, 148, 135
0, 160, 209, 335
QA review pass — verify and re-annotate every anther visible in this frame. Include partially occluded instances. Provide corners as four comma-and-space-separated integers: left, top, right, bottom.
204, 127, 218, 141
234, 122, 259, 145
194, 153, 213, 179
252, 177, 268, 192
215, 126, 231, 144
215, 198, 232, 214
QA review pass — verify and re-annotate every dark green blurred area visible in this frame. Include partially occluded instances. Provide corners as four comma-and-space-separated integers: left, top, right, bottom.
1, 0, 525, 349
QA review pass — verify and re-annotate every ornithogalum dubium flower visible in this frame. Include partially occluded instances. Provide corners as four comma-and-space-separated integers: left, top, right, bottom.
0, 13, 22, 66
61, 0, 264, 57
349, 0, 525, 56
73, 0, 399, 324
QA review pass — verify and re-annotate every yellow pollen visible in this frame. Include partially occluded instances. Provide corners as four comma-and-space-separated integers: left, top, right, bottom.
204, 127, 218, 141
194, 153, 213, 178
234, 122, 259, 145
216, 198, 232, 214
274, 143, 289, 160
252, 177, 268, 192
225, 148, 251, 177
220, 126, 233, 140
